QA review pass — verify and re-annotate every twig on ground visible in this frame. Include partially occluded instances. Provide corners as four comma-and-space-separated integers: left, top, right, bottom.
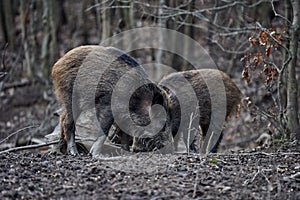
192, 170, 199, 198
1, 80, 33, 90
140, 148, 157, 162
0, 124, 39, 145
260, 168, 272, 200
0, 140, 59, 154
0, 138, 97, 155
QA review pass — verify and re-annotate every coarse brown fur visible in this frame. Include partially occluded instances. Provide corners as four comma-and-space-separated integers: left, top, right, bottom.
52, 45, 169, 155
131, 69, 242, 153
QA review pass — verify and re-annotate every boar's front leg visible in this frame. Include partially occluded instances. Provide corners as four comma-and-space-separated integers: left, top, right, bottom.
89, 109, 114, 156
89, 135, 107, 156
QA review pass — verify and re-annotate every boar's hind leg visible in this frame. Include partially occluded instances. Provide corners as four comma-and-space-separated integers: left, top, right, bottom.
63, 112, 79, 156
57, 114, 67, 154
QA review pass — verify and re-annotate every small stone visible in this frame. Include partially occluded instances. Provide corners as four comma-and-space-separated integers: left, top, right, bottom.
56, 160, 62, 165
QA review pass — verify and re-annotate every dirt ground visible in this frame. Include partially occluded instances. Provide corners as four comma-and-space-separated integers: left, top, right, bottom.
0, 144, 299, 200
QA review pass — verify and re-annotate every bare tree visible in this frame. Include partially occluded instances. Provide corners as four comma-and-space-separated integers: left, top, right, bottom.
286, 0, 300, 139
101, 0, 113, 42
41, 0, 59, 81
20, 0, 33, 77
0, 0, 16, 50
155, 0, 166, 79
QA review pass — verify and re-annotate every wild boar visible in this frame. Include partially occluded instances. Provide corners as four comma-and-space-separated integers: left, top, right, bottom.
131, 69, 242, 153
51, 45, 170, 156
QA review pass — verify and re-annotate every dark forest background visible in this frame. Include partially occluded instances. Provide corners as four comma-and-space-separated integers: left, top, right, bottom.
0, 0, 299, 151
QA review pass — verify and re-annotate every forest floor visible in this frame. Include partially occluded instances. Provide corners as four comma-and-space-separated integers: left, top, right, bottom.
0, 84, 300, 199
0, 147, 299, 199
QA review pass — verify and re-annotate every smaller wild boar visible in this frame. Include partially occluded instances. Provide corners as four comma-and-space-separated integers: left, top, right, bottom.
51, 45, 170, 156
131, 69, 242, 153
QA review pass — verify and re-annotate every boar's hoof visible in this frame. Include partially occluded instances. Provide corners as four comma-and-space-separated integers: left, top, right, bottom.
89, 135, 107, 156
69, 145, 79, 156
68, 131, 79, 156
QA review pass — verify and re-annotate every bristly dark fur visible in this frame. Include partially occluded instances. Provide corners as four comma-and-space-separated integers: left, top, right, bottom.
51, 45, 169, 155
131, 69, 242, 153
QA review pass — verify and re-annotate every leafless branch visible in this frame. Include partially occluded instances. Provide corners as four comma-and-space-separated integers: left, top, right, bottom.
0, 72, 7, 81
271, 0, 292, 24
1, 43, 8, 71
248, 102, 284, 134
0, 125, 39, 145
210, 38, 252, 54
85, 0, 130, 13
196, 0, 270, 13
85, 0, 115, 12
192, 170, 199, 198
0, 140, 59, 155
0, 137, 99, 155
1, 80, 32, 91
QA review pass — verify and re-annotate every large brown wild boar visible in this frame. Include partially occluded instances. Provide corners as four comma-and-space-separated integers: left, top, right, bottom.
130, 69, 242, 153
51, 45, 170, 156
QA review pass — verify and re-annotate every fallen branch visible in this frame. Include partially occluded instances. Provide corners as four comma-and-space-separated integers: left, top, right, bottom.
192, 170, 199, 198
1, 80, 33, 91
0, 140, 59, 155
0, 125, 39, 145
0, 138, 102, 155
0, 72, 7, 81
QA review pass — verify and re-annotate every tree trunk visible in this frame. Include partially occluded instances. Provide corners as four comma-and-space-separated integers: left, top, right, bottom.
29, 0, 40, 75
49, 0, 59, 63
41, 0, 59, 81
81, 0, 89, 44
286, 0, 300, 139
101, 1, 112, 42
41, 0, 51, 81
168, 0, 185, 71
20, 0, 33, 77
182, 1, 195, 71
118, 0, 135, 52
95, 0, 101, 40
155, 0, 165, 80
1, 0, 15, 50
0, 1, 4, 42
